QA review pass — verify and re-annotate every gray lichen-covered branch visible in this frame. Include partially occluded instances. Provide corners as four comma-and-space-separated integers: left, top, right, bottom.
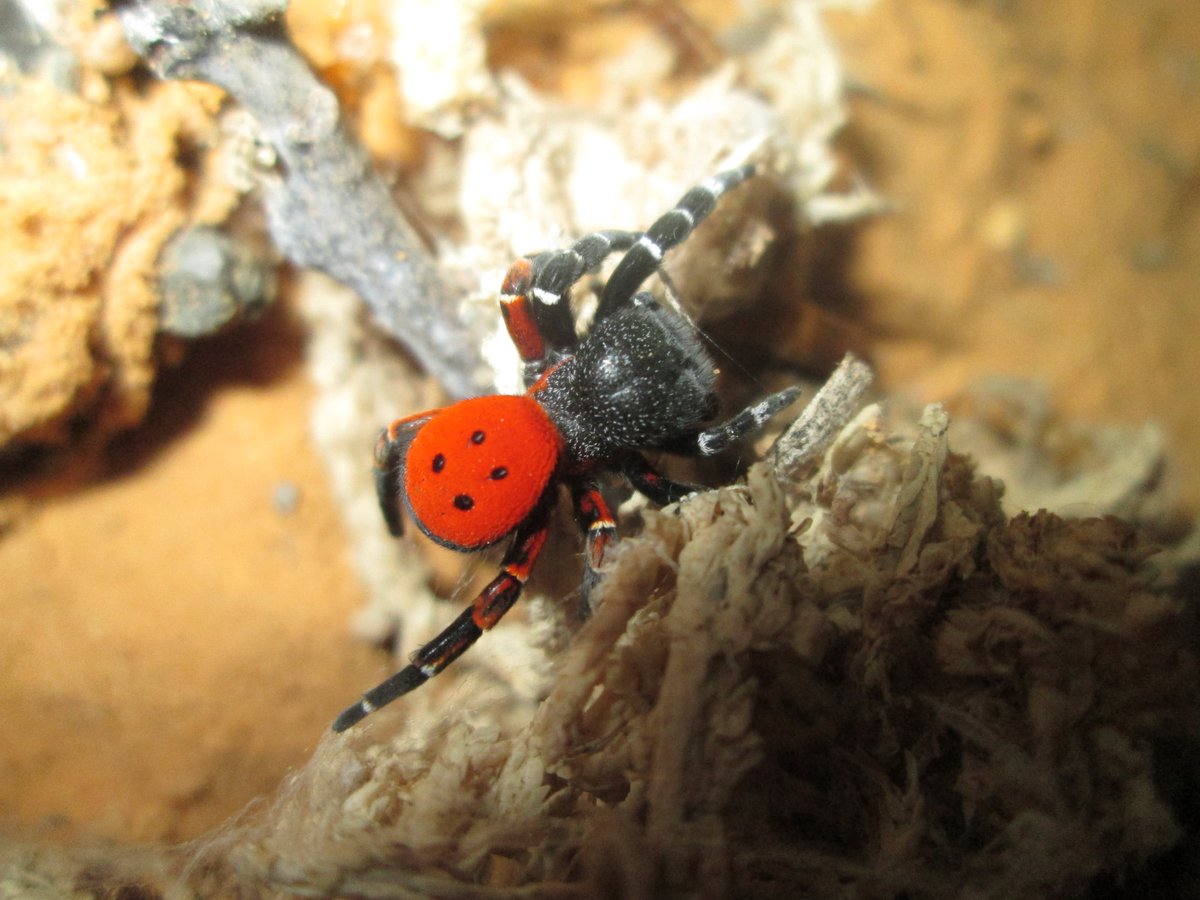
772, 352, 874, 474
116, 0, 486, 398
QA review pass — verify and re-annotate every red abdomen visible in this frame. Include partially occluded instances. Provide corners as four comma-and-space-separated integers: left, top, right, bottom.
404, 395, 564, 550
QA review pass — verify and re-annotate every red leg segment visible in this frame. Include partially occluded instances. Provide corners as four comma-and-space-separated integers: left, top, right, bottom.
571, 481, 617, 614
499, 258, 548, 365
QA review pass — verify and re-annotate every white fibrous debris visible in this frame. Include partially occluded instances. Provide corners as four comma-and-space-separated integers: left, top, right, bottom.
214, 399, 1193, 900
385, 0, 498, 139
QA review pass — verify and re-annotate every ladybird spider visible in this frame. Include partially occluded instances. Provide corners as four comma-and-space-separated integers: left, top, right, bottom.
333, 164, 800, 732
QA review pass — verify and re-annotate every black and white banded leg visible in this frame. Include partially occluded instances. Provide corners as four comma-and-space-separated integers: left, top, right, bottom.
528, 230, 641, 306
332, 508, 552, 732
597, 164, 757, 320
527, 231, 642, 342
503, 230, 641, 384
694, 386, 802, 457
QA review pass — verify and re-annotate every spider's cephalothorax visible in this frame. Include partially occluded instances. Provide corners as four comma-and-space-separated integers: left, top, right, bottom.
333, 165, 800, 732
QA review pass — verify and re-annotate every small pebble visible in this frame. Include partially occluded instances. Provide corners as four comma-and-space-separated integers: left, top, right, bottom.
157, 226, 276, 338
273, 481, 301, 516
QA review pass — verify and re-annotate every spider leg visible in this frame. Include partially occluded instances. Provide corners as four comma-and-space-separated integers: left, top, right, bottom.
571, 480, 618, 616
693, 386, 802, 456
501, 230, 640, 382
622, 453, 702, 506
533, 229, 641, 314
596, 164, 756, 320
374, 409, 438, 536
332, 508, 551, 732
499, 258, 550, 367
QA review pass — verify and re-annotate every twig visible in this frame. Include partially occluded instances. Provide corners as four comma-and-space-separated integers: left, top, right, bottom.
771, 352, 874, 475
116, 0, 487, 398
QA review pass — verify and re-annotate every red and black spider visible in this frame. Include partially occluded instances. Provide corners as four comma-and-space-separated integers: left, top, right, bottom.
333, 165, 799, 732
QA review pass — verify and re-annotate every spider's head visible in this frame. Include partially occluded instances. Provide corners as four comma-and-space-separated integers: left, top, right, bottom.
399, 395, 563, 551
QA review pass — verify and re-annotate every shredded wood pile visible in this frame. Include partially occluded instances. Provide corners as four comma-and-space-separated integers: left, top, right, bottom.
164, 402, 1196, 899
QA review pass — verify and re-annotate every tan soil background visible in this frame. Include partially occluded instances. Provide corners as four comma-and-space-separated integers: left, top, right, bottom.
1, 0, 1198, 847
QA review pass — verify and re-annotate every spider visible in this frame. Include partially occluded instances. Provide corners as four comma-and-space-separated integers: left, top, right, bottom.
332, 164, 799, 732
